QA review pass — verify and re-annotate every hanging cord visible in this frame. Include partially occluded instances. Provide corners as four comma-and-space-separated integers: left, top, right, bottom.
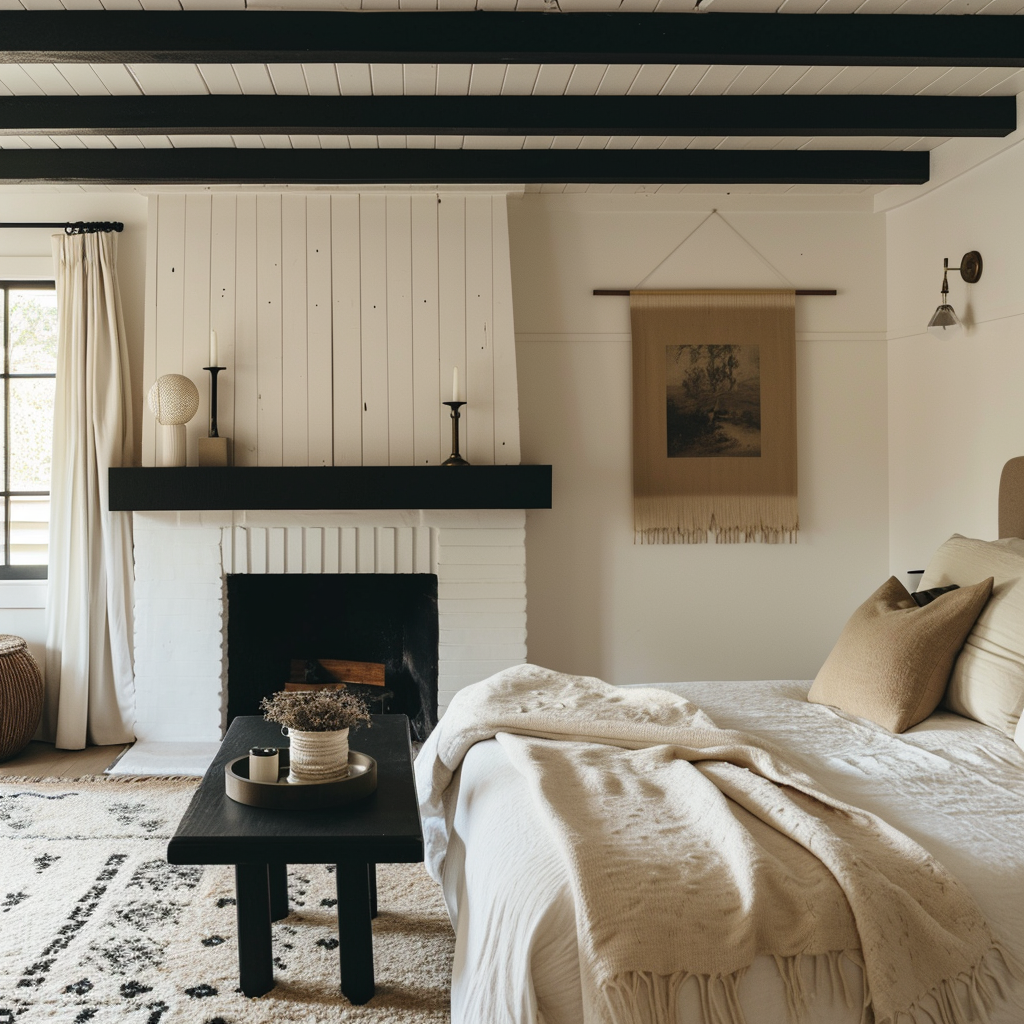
632, 209, 794, 291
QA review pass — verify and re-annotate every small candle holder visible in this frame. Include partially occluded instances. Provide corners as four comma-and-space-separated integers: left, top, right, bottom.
442, 401, 470, 467
199, 366, 232, 467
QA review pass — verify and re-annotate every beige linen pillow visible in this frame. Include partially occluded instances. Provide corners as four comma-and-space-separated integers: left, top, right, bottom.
920, 534, 1024, 737
808, 575, 993, 733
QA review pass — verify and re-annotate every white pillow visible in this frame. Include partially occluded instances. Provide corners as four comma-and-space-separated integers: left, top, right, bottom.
920, 534, 1024, 737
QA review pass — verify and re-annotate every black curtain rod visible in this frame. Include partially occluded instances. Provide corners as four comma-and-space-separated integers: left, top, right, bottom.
0, 220, 123, 234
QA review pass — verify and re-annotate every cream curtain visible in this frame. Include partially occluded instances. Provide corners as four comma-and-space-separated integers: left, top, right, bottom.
43, 231, 135, 749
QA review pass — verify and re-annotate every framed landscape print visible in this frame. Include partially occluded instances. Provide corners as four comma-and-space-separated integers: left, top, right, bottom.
631, 290, 798, 544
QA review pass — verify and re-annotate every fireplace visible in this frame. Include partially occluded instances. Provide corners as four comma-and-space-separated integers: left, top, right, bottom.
131, 508, 528, 743
226, 572, 438, 740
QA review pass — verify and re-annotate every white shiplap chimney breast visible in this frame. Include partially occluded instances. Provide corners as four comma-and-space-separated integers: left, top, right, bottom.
133, 192, 527, 743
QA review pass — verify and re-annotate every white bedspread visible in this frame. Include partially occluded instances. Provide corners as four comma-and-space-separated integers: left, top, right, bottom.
421, 680, 1024, 1024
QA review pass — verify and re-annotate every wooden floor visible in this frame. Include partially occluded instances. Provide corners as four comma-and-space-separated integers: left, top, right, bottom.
0, 741, 129, 779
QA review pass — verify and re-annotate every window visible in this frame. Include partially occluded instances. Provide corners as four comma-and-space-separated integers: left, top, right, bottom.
1, 282, 57, 580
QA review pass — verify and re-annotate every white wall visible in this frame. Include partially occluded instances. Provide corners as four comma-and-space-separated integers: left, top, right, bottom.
887, 143, 1024, 578
0, 192, 147, 666
143, 192, 519, 469
511, 195, 890, 684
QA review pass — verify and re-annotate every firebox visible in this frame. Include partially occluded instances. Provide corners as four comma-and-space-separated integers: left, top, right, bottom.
226, 573, 438, 740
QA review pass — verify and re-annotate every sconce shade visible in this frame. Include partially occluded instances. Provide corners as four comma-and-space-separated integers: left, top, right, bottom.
927, 303, 963, 337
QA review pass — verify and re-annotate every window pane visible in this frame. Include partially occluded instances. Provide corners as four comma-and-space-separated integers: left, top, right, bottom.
9, 495, 48, 566
0, 384, 4, 484
0, 499, 5, 566
9, 289, 58, 375
9, 377, 55, 491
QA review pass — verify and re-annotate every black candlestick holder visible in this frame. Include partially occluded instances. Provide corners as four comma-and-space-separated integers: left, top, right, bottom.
442, 401, 470, 466
199, 366, 232, 467
203, 366, 225, 436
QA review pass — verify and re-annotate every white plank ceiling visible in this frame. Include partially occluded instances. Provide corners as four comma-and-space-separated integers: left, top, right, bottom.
2, 0, 1023, 193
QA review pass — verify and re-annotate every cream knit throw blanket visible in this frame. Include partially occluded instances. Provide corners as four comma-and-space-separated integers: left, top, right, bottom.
417, 665, 1020, 1024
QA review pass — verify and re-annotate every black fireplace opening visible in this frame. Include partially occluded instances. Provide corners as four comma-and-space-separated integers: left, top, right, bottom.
226, 573, 438, 740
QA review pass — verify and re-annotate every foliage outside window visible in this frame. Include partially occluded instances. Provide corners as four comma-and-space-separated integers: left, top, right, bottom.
1, 282, 57, 579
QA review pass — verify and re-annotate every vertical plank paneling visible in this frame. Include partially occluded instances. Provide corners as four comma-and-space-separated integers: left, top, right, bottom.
386, 196, 414, 464
182, 194, 212, 465
234, 195, 259, 466
414, 526, 432, 573
359, 195, 390, 465
377, 527, 396, 573
154, 195, 187, 465
256, 194, 284, 466
437, 195, 466, 465
323, 527, 340, 572
233, 526, 248, 573
395, 527, 413, 572
341, 528, 357, 572
142, 196, 159, 466
285, 526, 303, 573
465, 196, 495, 465
357, 527, 375, 572
490, 195, 521, 464
411, 194, 441, 465
305, 527, 323, 572
306, 195, 333, 466
145, 190, 520, 476
249, 526, 267, 573
210, 195, 237, 457
268, 527, 286, 573
281, 194, 309, 465
331, 195, 362, 465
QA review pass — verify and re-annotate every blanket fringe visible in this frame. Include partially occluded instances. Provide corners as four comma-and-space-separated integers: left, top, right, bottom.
604, 944, 1024, 1024
886, 943, 1024, 1024
603, 950, 864, 1024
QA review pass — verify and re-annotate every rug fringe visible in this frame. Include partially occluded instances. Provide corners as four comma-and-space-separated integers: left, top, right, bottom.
0, 773, 201, 784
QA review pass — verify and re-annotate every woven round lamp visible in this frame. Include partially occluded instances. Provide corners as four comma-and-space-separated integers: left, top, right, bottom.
0, 635, 44, 761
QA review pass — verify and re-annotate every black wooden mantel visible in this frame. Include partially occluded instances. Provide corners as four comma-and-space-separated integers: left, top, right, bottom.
108, 466, 552, 512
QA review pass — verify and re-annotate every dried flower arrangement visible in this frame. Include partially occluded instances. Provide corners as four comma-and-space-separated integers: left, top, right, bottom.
260, 689, 371, 733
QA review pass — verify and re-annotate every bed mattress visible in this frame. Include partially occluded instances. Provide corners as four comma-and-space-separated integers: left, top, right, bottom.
426, 679, 1024, 1024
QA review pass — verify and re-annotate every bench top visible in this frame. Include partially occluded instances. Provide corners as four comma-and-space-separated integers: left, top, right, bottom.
167, 714, 423, 866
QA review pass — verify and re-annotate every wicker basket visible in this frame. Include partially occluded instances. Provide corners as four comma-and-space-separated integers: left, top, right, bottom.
0, 635, 43, 761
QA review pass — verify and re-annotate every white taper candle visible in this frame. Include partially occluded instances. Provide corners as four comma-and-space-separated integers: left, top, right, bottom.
210, 330, 218, 368
452, 366, 459, 402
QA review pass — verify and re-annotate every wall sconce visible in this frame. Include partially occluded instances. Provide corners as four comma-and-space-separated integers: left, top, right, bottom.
927, 251, 983, 338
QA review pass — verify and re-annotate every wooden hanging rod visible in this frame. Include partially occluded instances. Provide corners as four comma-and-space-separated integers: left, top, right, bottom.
593, 289, 837, 296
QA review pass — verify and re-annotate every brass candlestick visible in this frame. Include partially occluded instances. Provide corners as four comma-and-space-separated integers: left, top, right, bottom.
442, 401, 469, 466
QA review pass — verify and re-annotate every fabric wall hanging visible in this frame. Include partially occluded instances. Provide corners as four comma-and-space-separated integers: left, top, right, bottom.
631, 289, 798, 544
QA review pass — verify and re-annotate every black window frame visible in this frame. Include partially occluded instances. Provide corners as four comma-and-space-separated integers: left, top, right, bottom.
1, 280, 56, 581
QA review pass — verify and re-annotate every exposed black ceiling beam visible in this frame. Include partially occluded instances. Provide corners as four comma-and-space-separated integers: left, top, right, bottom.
0, 94, 1011, 139
0, 148, 928, 185
1, 12, 1024, 67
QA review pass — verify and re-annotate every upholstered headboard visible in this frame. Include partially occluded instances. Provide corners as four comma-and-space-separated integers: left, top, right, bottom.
998, 457, 1024, 539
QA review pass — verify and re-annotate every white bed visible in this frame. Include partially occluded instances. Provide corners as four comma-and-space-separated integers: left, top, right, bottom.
424, 678, 1024, 1024
419, 459, 1024, 1024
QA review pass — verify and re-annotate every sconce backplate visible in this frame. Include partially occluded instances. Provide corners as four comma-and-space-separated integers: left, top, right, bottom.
959, 250, 983, 284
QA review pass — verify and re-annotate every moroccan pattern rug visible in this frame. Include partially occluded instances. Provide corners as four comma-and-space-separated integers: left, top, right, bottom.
0, 777, 454, 1023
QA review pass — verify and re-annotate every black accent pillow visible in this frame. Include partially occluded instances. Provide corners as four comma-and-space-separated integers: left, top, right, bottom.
912, 583, 960, 607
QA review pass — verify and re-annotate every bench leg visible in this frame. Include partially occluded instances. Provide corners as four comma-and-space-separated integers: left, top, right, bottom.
269, 863, 289, 922
368, 862, 377, 920
336, 861, 374, 1004
235, 863, 274, 997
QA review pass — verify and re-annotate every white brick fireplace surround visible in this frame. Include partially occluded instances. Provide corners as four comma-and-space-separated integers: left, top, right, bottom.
133, 508, 526, 743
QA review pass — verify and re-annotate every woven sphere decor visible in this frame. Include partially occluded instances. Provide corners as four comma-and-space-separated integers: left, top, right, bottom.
147, 373, 200, 426
0, 634, 43, 761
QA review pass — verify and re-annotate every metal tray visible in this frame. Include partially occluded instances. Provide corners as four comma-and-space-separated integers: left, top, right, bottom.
224, 749, 377, 810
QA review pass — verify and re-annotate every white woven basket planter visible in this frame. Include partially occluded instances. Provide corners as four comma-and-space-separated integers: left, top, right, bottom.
285, 727, 350, 785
